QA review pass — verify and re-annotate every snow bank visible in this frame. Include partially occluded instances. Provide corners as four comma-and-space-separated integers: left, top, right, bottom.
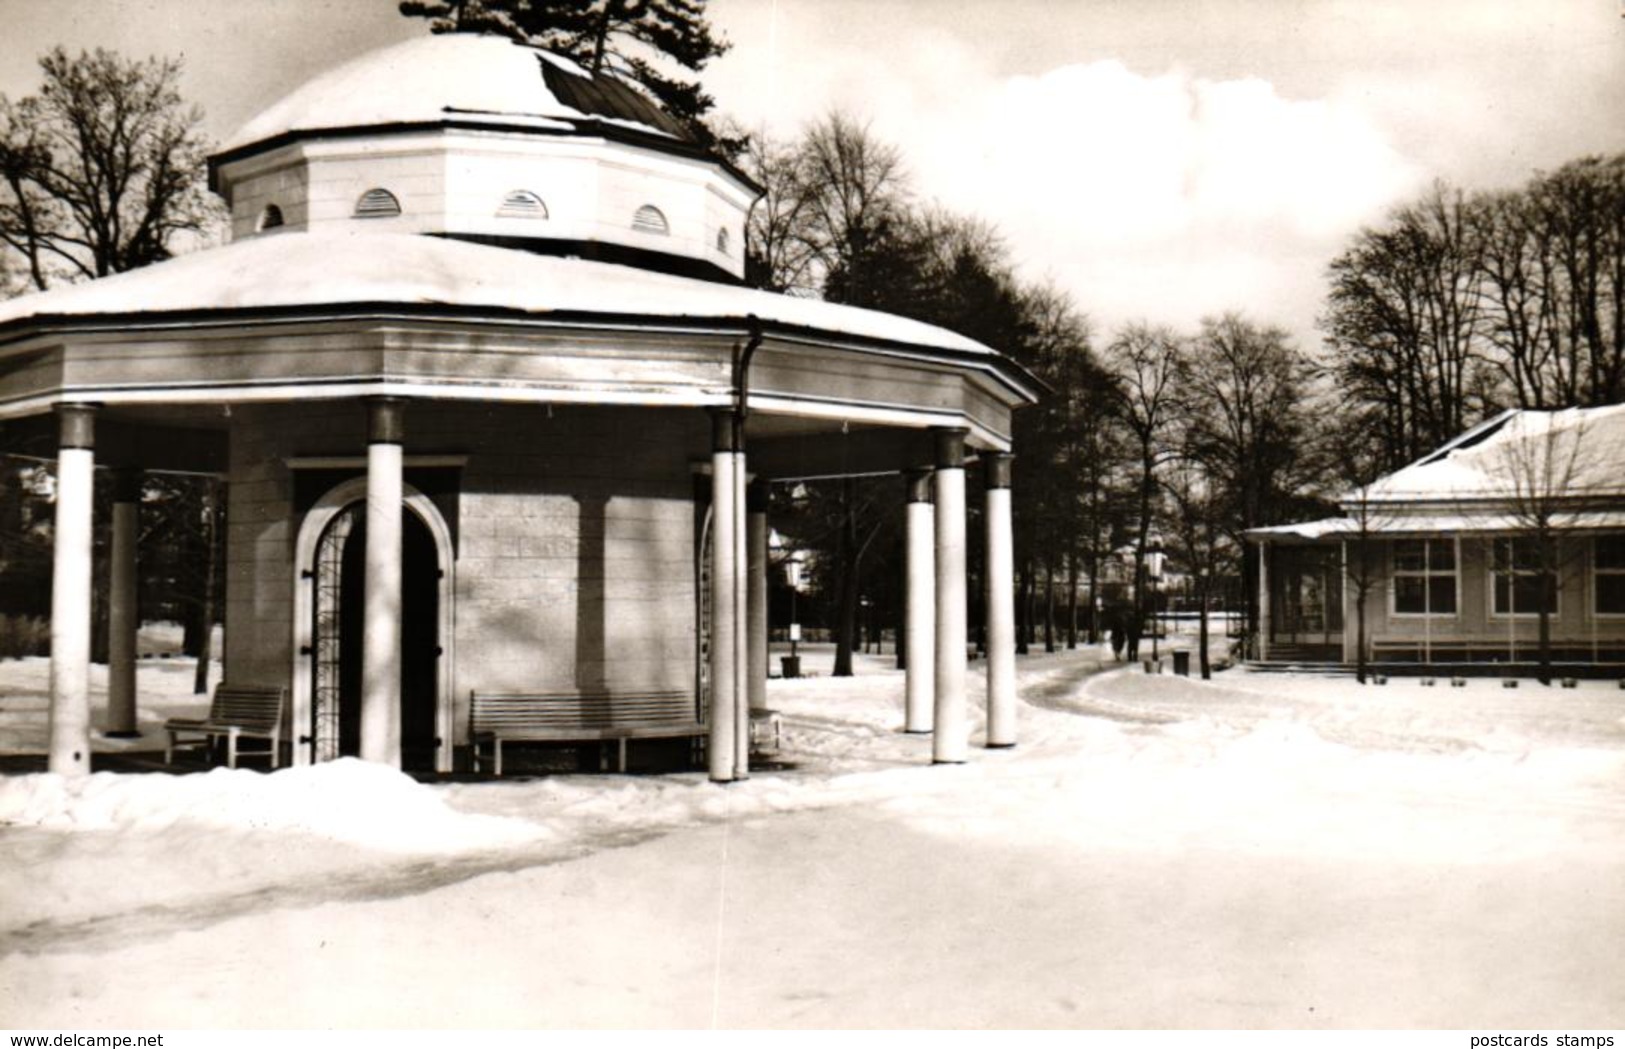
0, 759, 546, 852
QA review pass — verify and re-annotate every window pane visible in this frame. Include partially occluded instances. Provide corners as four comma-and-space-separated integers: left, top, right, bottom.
1598, 574, 1625, 615
1393, 540, 1426, 572
1596, 535, 1625, 571
1429, 576, 1457, 614
1427, 539, 1455, 571
1394, 576, 1427, 614
1496, 572, 1555, 614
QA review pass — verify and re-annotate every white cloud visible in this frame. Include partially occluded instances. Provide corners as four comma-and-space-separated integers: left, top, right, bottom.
714, 31, 1423, 345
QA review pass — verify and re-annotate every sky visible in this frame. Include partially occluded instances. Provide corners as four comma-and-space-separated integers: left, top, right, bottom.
2, 0, 1622, 352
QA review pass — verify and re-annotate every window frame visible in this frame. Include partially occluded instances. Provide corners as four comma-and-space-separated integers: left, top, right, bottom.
1388, 537, 1460, 619
1487, 535, 1561, 619
1593, 534, 1625, 619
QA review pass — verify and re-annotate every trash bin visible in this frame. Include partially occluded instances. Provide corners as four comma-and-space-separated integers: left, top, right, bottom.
1172, 650, 1190, 676
780, 655, 801, 679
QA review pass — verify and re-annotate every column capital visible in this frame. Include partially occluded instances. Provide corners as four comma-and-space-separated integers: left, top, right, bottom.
56, 403, 98, 451
709, 407, 742, 453
982, 452, 1013, 490
366, 396, 406, 445
111, 466, 144, 503
746, 476, 771, 514
905, 468, 933, 504
933, 427, 967, 469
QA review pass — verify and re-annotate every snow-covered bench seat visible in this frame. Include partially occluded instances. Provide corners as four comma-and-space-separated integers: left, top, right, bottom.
163, 685, 285, 769
469, 689, 705, 776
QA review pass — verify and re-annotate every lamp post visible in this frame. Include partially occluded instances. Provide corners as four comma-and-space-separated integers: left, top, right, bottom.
1147, 536, 1166, 662
785, 551, 804, 677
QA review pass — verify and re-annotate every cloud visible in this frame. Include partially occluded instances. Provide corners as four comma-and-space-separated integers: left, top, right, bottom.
714, 30, 1422, 344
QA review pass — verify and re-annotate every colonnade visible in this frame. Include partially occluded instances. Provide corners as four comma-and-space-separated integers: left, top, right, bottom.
707, 419, 1019, 783
43, 399, 1018, 781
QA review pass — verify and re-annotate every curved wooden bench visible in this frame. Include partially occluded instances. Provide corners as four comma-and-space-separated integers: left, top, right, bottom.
470, 689, 704, 775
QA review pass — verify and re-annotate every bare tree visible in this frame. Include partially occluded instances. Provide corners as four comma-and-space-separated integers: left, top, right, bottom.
0, 48, 217, 291
1493, 412, 1600, 684
1105, 323, 1183, 659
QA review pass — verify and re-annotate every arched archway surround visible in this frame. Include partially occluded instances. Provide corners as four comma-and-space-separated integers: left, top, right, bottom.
291, 476, 456, 772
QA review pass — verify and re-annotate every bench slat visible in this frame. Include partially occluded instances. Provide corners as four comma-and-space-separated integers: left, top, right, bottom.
470, 689, 704, 775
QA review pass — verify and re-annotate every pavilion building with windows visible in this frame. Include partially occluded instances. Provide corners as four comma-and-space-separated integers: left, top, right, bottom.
0, 34, 1039, 778
1249, 405, 1625, 671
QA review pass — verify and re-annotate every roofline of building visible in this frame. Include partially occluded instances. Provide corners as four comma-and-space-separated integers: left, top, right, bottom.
0, 301, 1044, 407
207, 116, 765, 199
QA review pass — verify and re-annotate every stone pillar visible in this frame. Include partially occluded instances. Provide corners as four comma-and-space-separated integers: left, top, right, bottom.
48, 404, 97, 776
932, 428, 968, 764
1256, 539, 1270, 662
361, 397, 404, 767
904, 468, 935, 734
733, 450, 750, 779
106, 467, 142, 738
708, 410, 740, 782
984, 452, 1017, 748
746, 479, 770, 715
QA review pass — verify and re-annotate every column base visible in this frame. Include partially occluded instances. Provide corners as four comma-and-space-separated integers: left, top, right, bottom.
903, 728, 933, 735
931, 757, 967, 765
984, 741, 1016, 749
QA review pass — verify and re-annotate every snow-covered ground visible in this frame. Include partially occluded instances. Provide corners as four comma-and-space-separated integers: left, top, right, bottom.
2, 634, 1622, 1028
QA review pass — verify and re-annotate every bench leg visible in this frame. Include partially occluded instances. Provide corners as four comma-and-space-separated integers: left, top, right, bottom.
494, 739, 503, 778
617, 738, 628, 773
165, 731, 175, 766
226, 728, 239, 770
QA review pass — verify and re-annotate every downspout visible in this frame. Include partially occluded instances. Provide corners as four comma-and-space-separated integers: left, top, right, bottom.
732, 313, 765, 435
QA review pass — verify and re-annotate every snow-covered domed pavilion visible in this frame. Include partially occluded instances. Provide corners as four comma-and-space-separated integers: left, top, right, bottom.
0, 34, 1038, 780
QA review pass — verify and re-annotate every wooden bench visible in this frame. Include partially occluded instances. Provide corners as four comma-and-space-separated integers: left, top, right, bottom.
164, 685, 285, 769
470, 689, 705, 776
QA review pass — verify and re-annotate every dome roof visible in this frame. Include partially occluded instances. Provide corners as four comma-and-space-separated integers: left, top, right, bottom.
221, 33, 689, 155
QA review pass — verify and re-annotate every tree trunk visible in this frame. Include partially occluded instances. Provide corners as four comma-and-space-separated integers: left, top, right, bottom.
1066, 550, 1079, 649
1043, 558, 1056, 653
832, 480, 858, 677
1198, 581, 1211, 679
1015, 558, 1031, 655
192, 482, 219, 696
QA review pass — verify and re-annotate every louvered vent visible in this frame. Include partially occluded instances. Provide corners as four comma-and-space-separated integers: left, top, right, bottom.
715, 227, 730, 254
497, 190, 548, 219
354, 188, 402, 218
632, 205, 669, 235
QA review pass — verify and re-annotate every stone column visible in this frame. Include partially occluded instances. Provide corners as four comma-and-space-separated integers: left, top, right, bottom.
106, 467, 142, 738
932, 428, 968, 764
984, 452, 1017, 748
1256, 539, 1270, 662
746, 478, 770, 716
733, 449, 750, 779
904, 468, 935, 734
708, 410, 740, 782
48, 404, 97, 776
361, 397, 404, 767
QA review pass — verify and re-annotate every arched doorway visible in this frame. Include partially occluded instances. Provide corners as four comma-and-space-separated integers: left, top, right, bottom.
293, 478, 456, 773
310, 503, 440, 771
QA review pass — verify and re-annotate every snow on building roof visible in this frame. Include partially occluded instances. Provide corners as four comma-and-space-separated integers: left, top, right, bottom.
0, 229, 997, 358
1250, 509, 1625, 541
221, 34, 684, 155
1362, 405, 1625, 503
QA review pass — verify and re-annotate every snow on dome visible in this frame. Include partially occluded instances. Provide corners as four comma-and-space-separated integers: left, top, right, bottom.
221, 34, 680, 155
0, 229, 997, 358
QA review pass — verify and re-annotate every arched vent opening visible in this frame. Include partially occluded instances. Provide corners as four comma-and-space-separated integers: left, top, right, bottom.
497, 189, 548, 219
354, 188, 402, 218
715, 227, 731, 254
632, 205, 669, 235
258, 204, 285, 231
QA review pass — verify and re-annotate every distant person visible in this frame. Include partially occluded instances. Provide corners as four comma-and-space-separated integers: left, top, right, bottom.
1126, 618, 1141, 661
1109, 621, 1125, 661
